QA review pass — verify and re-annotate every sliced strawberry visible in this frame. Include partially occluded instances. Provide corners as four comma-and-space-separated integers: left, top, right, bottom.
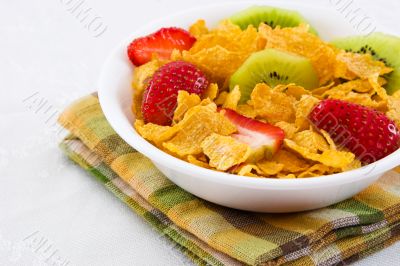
309, 99, 400, 164
142, 61, 209, 126
127, 27, 196, 66
220, 108, 285, 160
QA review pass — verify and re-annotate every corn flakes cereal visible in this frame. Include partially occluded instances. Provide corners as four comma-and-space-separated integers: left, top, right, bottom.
236, 104, 257, 118
204, 83, 219, 100
272, 149, 310, 173
298, 164, 337, 178
187, 155, 212, 169
284, 139, 355, 169
334, 51, 393, 80
134, 120, 178, 146
201, 133, 251, 170
222, 85, 241, 110
259, 23, 337, 85
292, 130, 330, 154
215, 91, 229, 105
173, 91, 201, 124
183, 20, 262, 85
294, 95, 320, 131
274, 121, 298, 139
256, 160, 285, 176
232, 164, 264, 177
251, 83, 296, 123
163, 103, 236, 156
320, 129, 337, 150
387, 96, 400, 127
189, 19, 209, 39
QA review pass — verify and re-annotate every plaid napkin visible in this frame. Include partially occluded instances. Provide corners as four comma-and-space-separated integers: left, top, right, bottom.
58, 94, 400, 266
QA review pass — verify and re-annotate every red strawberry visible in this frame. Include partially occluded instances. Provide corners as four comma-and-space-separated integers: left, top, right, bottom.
127, 27, 196, 66
142, 61, 209, 126
309, 99, 400, 164
220, 108, 285, 160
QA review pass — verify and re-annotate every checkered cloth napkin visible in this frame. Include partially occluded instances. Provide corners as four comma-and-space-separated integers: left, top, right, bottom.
58, 94, 400, 266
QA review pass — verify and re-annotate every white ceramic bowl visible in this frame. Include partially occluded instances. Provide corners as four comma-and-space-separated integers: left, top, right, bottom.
98, 1, 400, 213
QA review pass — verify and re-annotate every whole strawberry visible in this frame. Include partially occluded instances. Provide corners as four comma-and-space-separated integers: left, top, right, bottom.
142, 61, 209, 126
309, 99, 400, 164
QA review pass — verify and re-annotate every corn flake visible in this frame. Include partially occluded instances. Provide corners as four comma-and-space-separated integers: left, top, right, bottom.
275, 121, 298, 139
222, 85, 241, 110
134, 120, 178, 146
334, 51, 393, 80
204, 83, 219, 100
272, 149, 311, 173
189, 19, 209, 39
163, 103, 236, 156
284, 139, 355, 169
292, 129, 329, 154
173, 91, 201, 124
183, 20, 262, 85
294, 95, 320, 131
256, 160, 284, 176
201, 133, 251, 170
251, 83, 296, 123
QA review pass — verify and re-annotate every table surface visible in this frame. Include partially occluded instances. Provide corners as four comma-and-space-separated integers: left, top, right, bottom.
1, 0, 399, 265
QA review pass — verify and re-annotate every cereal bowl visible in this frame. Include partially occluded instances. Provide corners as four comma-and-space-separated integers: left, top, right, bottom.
98, 1, 400, 212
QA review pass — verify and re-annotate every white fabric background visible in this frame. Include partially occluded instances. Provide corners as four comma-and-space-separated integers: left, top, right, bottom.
0, 0, 399, 265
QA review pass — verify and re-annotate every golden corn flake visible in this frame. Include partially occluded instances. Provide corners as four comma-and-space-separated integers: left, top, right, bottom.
320, 129, 337, 150
277, 173, 296, 179
132, 58, 165, 118
387, 96, 400, 128
201, 133, 250, 171
236, 104, 257, 118
311, 82, 335, 97
173, 91, 201, 124
334, 51, 392, 80
222, 85, 241, 110
284, 139, 355, 169
251, 83, 296, 123
272, 149, 310, 173
256, 160, 284, 176
274, 121, 298, 140
187, 155, 212, 169
294, 95, 320, 131
260, 24, 337, 85
134, 120, 178, 146
204, 83, 219, 101
183, 20, 262, 85
215, 91, 229, 105
292, 130, 329, 154
189, 19, 209, 39
233, 164, 264, 177
298, 164, 337, 178
163, 103, 236, 157
285, 84, 312, 100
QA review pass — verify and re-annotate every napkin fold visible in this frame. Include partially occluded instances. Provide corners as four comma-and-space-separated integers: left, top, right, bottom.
58, 94, 400, 266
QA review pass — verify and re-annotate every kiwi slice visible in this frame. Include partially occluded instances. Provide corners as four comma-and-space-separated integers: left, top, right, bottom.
229, 5, 318, 35
230, 48, 319, 103
331, 32, 400, 94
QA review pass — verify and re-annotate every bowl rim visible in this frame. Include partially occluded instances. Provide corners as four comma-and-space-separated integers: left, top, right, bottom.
98, 1, 400, 190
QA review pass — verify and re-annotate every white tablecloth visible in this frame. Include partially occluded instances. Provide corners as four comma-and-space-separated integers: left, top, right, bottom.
1, 0, 399, 265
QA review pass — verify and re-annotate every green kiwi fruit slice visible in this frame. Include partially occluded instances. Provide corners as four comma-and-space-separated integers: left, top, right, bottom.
229, 5, 318, 35
331, 32, 400, 95
230, 48, 319, 103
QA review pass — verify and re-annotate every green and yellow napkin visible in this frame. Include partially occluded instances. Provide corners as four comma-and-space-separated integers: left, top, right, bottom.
58, 94, 400, 266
